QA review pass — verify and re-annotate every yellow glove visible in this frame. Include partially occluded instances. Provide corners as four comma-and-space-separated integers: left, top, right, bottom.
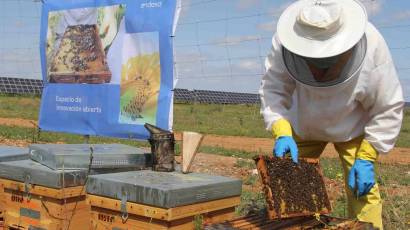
271, 118, 292, 139
356, 139, 378, 162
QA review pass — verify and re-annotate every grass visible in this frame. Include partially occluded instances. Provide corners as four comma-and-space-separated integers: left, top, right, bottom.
235, 190, 266, 216
1, 94, 410, 149
243, 175, 259, 186
377, 162, 410, 186
234, 159, 256, 169
0, 94, 410, 147
0, 124, 150, 148
0, 94, 40, 120
320, 158, 344, 181
395, 109, 410, 148
198, 145, 261, 159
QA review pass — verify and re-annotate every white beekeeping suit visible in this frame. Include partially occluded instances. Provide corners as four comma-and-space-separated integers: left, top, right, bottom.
259, 1, 403, 228
260, 23, 404, 154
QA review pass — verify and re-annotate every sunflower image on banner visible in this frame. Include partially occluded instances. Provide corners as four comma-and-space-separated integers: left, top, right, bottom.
118, 32, 160, 125
38, 0, 180, 139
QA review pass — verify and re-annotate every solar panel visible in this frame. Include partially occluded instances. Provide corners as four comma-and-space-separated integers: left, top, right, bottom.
0, 77, 261, 104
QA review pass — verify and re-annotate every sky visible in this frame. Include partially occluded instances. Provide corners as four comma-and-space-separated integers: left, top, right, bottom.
1, 0, 410, 100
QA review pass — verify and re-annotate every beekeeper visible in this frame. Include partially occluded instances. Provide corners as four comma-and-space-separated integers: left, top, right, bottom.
259, 0, 404, 229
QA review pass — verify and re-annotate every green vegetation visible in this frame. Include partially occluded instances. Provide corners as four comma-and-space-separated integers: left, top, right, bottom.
243, 174, 259, 186
234, 159, 256, 169
174, 103, 269, 138
381, 194, 410, 230
198, 145, 262, 159
0, 95, 40, 120
395, 109, 410, 148
235, 191, 266, 216
320, 158, 344, 181
0, 124, 149, 148
0, 95, 409, 148
331, 195, 348, 218
193, 214, 204, 230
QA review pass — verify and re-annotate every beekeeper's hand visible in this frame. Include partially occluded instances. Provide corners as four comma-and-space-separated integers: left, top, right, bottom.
348, 139, 377, 196
272, 119, 298, 163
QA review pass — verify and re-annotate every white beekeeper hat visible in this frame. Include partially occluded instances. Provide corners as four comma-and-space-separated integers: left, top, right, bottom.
277, 0, 367, 58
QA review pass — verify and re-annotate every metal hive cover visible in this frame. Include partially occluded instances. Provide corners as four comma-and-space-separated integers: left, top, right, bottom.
0, 146, 29, 162
29, 144, 152, 170
86, 170, 242, 208
0, 160, 87, 189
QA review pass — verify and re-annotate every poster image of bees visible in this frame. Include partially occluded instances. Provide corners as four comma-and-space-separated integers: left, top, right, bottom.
119, 32, 160, 125
46, 5, 125, 84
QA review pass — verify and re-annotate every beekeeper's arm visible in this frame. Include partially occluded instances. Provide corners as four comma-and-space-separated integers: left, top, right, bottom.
358, 35, 404, 161
259, 36, 298, 162
349, 32, 404, 197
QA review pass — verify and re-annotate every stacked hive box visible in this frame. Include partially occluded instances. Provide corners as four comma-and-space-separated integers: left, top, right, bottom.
0, 146, 29, 219
0, 144, 151, 230
86, 170, 242, 229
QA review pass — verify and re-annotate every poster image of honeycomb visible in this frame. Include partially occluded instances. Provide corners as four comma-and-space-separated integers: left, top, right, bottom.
119, 32, 161, 125
46, 5, 125, 84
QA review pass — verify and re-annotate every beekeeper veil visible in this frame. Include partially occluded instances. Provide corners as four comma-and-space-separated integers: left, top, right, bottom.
276, 0, 368, 87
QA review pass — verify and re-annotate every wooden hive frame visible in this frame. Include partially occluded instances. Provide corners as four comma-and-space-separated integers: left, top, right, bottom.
49, 24, 111, 84
254, 155, 331, 220
87, 194, 241, 230
0, 179, 89, 230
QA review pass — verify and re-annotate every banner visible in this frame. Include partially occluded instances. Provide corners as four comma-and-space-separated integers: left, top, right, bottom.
38, 0, 179, 139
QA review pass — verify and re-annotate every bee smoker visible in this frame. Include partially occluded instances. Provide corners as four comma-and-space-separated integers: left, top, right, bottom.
144, 123, 175, 172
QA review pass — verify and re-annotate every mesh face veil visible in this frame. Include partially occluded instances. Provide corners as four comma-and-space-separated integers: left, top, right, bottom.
282, 35, 367, 87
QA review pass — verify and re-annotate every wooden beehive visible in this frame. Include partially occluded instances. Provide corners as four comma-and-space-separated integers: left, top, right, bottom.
49, 24, 111, 84
0, 179, 89, 230
254, 155, 331, 219
87, 194, 240, 230
204, 213, 374, 229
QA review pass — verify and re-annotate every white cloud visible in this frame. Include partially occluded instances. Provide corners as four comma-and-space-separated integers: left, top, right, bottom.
359, 0, 383, 17
394, 10, 410, 20
237, 60, 261, 71
212, 35, 261, 46
257, 20, 276, 32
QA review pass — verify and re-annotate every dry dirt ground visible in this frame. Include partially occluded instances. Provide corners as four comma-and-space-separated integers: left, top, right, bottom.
179, 134, 410, 164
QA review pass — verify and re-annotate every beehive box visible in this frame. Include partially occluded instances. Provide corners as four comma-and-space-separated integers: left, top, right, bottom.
49, 24, 111, 84
204, 214, 374, 229
0, 146, 29, 219
0, 160, 89, 230
254, 155, 331, 219
86, 170, 242, 229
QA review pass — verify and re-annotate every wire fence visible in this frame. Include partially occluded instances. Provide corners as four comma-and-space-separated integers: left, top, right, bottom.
0, 77, 261, 104
1, 0, 410, 100
0, 2, 408, 229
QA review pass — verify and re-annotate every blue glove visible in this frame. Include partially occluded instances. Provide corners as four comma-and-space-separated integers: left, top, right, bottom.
273, 136, 298, 163
348, 159, 375, 197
